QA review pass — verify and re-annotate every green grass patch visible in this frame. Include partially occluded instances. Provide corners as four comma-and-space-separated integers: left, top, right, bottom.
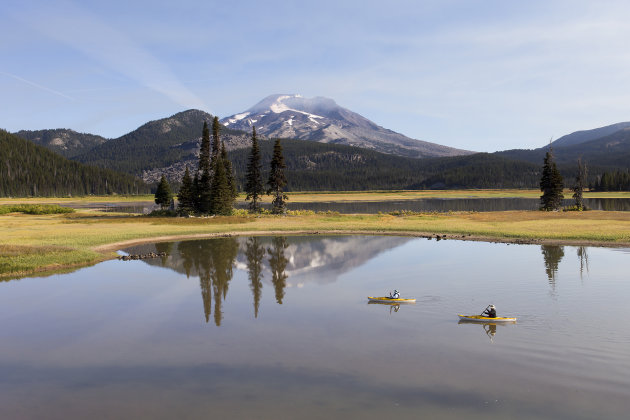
0, 244, 102, 279
0, 204, 75, 215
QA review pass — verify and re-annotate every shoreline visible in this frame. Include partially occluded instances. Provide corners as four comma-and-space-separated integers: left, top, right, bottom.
93, 229, 630, 253
4, 230, 629, 281
4, 208, 630, 280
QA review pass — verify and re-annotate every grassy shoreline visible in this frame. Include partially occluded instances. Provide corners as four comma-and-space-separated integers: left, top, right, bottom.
2, 208, 630, 280
2, 189, 630, 206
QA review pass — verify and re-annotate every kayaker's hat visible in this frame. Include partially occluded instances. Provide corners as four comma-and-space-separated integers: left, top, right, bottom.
489, 305, 495, 309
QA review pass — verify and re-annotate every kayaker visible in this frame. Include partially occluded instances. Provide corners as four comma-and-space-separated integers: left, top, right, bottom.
482, 304, 497, 318
389, 290, 400, 299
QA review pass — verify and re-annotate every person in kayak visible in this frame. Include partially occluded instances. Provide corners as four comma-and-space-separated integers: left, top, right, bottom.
389, 290, 400, 299
482, 304, 497, 318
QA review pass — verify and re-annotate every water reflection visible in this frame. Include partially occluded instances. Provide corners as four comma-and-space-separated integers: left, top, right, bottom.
577, 246, 589, 279
234, 197, 630, 213
177, 238, 239, 326
124, 236, 412, 325
368, 301, 402, 314
541, 245, 564, 294
458, 320, 515, 342
268, 237, 289, 304
245, 237, 265, 318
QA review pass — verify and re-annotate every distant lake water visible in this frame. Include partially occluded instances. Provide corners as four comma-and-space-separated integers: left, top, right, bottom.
71, 197, 630, 214
1, 236, 629, 419
241, 197, 630, 213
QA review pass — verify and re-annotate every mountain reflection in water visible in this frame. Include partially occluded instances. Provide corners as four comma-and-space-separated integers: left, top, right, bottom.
123, 235, 412, 325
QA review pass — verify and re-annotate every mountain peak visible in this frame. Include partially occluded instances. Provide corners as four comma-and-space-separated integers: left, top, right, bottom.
221, 94, 472, 158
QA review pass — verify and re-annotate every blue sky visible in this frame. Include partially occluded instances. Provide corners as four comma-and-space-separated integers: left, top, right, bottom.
2, 0, 630, 152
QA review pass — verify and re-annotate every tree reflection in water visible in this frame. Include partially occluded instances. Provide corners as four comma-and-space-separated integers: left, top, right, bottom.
171, 237, 290, 325
155, 242, 173, 267
177, 238, 239, 326
577, 246, 589, 280
268, 237, 289, 304
541, 245, 565, 294
245, 237, 265, 318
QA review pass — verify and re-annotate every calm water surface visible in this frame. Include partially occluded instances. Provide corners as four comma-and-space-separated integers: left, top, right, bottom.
1, 236, 629, 419
80, 197, 630, 213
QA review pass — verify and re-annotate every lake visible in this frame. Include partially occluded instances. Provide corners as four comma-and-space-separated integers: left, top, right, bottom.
1, 236, 629, 419
92, 197, 630, 214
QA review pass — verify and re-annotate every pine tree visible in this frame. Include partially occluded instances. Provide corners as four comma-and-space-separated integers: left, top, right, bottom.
572, 158, 587, 210
198, 121, 211, 174
177, 165, 195, 215
198, 166, 212, 214
221, 140, 238, 201
245, 127, 264, 212
154, 175, 173, 210
192, 173, 200, 212
211, 116, 221, 170
197, 122, 212, 214
210, 153, 233, 215
267, 138, 288, 214
540, 147, 564, 211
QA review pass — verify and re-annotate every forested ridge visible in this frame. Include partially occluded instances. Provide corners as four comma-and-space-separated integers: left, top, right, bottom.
0, 130, 149, 197
227, 138, 542, 190
73, 109, 247, 174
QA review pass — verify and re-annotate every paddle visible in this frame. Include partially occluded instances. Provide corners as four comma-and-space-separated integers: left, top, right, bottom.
480, 304, 490, 316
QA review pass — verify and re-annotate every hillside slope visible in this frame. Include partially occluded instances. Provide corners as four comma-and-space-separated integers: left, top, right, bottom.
74, 110, 252, 175
14, 129, 108, 158
0, 130, 148, 197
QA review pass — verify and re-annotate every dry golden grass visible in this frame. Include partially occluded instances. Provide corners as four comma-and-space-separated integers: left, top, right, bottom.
2, 189, 629, 207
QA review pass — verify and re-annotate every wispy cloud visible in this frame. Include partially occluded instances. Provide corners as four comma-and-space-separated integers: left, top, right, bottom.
1, 71, 76, 101
10, 1, 207, 111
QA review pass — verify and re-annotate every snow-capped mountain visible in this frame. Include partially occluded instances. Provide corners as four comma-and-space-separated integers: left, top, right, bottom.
221, 94, 472, 158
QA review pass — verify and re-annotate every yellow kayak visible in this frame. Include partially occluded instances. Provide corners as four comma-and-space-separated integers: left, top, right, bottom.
458, 314, 516, 322
368, 296, 416, 303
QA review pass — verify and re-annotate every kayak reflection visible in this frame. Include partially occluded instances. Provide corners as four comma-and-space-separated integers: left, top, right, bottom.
367, 300, 405, 314
458, 319, 515, 342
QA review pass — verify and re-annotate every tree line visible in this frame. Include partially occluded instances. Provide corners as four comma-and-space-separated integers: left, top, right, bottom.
0, 130, 149, 197
155, 121, 288, 215
591, 170, 630, 191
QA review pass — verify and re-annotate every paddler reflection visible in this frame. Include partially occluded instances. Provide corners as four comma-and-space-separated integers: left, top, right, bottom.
483, 323, 497, 342
458, 319, 509, 343
367, 301, 402, 314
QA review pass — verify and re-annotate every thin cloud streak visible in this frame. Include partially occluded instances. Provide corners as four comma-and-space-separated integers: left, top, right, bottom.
1, 72, 76, 101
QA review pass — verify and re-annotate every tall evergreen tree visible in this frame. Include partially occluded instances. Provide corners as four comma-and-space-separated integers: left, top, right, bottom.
267, 138, 288, 214
177, 165, 195, 215
154, 175, 173, 210
198, 121, 211, 174
221, 140, 238, 201
211, 116, 221, 170
540, 147, 564, 211
572, 158, 587, 210
210, 153, 233, 215
197, 122, 212, 214
198, 166, 212, 214
192, 173, 200, 212
245, 127, 264, 212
